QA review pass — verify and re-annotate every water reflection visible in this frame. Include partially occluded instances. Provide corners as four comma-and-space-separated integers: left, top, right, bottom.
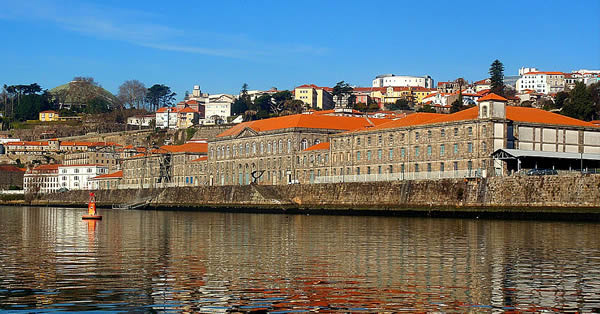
0, 206, 599, 312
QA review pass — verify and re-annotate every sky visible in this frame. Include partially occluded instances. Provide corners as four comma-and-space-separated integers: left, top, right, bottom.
0, 0, 599, 101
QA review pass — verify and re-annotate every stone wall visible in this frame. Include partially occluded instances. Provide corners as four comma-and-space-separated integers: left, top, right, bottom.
30, 174, 600, 217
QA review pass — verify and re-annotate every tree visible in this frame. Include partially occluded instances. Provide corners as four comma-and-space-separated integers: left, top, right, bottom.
387, 98, 412, 111
489, 59, 505, 96
68, 77, 99, 108
562, 81, 594, 121
84, 96, 110, 114
417, 105, 436, 113
553, 91, 569, 109
282, 99, 305, 115
270, 90, 292, 115
118, 80, 147, 109
232, 83, 252, 115
146, 84, 176, 111
332, 81, 354, 108
253, 94, 273, 115
450, 98, 464, 113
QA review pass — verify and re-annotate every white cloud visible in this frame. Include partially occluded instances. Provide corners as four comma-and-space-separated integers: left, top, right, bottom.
0, 1, 328, 59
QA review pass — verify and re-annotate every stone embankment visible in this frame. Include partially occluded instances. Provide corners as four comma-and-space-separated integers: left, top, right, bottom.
24, 174, 600, 220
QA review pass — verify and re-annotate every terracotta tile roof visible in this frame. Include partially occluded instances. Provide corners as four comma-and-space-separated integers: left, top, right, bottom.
178, 107, 197, 113
216, 114, 386, 138
60, 141, 121, 147
32, 164, 61, 171
159, 142, 208, 153
474, 78, 490, 85
304, 142, 330, 151
5, 141, 48, 146
59, 164, 106, 167
191, 156, 208, 162
91, 170, 123, 180
478, 93, 507, 102
156, 107, 178, 113
358, 113, 445, 132
506, 107, 598, 127
0, 165, 26, 172
186, 100, 200, 105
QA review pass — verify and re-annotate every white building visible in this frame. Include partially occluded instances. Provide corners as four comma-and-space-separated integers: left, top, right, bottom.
58, 164, 108, 191
155, 107, 178, 129
204, 102, 231, 125
372, 74, 434, 88
24, 164, 60, 194
517, 71, 565, 94
127, 115, 155, 127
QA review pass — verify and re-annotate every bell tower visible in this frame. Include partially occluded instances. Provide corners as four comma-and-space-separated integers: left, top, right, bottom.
477, 93, 507, 119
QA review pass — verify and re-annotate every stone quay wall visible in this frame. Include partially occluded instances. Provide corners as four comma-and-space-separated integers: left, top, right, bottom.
27, 174, 600, 219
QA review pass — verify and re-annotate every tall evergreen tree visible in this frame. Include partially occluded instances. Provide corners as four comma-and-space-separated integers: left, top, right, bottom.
562, 81, 593, 121
489, 59, 505, 96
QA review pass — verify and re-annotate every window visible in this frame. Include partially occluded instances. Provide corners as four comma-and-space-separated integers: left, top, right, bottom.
301, 139, 308, 150
468, 142, 473, 153
378, 166, 382, 174
468, 127, 473, 136
377, 149, 382, 160
427, 163, 432, 172
288, 139, 292, 153
454, 143, 459, 154
252, 143, 257, 154
74, 176, 79, 181
357, 167, 361, 175
401, 147, 406, 157
367, 137, 372, 145
357, 137, 361, 145
367, 150, 372, 160
427, 130, 432, 139
468, 161, 473, 171
87, 168, 92, 173
74, 169, 79, 173
314, 139, 320, 145
482, 125, 487, 136
427, 145, 432, 156
415, 132, 420, 140
453, 161, 458, 171
357, 151, 361, 161
454, 128, 459, 136
389, 148, 393, 160
482, 141, 487, 152
415, 164, 419, 172
260, 143, 264, 154
415, 146, 420, 157
440, 144, 445, 156
440, 162, 445, 172
389, 134, 394, 145
367, 166, 371, 174
378, 135, 382, 145
401, 164, 405, 173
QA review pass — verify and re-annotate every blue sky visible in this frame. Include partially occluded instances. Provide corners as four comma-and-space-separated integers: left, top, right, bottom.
0, 0, 598, 101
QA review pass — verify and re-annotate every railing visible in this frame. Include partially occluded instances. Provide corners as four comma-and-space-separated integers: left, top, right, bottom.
314, 169, 484, 184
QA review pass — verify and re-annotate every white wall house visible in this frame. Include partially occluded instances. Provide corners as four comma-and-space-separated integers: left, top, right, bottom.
58, 164, 108, 191
127, 115, 155, 127
204, 102, 231, 125
517, 71, 565, 94
372, 74, 434, 88
155, 107, 178, 129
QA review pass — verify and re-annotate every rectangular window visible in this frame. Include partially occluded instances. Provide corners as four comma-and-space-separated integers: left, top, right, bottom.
415, 164, 419, 172
415, 146, 420, 157
367, 150, 372, 160
468, 142, 473, 153
427, 163, 432, 172
389, 148, 393, 159
454, 128, 458, 136
401, 147, 406, 157
453, 161, 458, 171
440, 144, 445, 156
377, 149, 382, 160
357, 151, 361, 161
440, 162, 445, 172
441, 129, 445, 137
427, 145, 432, 156
415, 132, 420, 140
454, 143, 459, 154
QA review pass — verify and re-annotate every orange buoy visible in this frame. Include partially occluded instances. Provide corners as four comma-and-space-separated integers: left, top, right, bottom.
82, 192, 102, 220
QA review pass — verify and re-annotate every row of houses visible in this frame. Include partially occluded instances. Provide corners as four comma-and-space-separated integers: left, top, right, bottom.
22, 93, 600, 193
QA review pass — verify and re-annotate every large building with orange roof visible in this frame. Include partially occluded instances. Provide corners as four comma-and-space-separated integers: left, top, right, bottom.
196, 94, 600, 186
206, 113, 389, 185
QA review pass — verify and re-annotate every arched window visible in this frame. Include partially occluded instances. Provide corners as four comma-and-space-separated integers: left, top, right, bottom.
210, 148, 214, 158
287, 139, 292, 153
260, 142, 264, 154
245, 143, 250, 156
314, 139, 321, 145
267, 142, 272, 153
301, 138, 308, 150
252, 142, 256, 154
278, 140, 283, 153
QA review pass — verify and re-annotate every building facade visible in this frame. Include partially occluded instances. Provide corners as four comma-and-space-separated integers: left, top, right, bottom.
39, 110, 59, 122
294, 84, 334, 109
24, 164, 60, 194
372, 74, 433, 89
517, 71, 565, 94
58, 164, 109, 190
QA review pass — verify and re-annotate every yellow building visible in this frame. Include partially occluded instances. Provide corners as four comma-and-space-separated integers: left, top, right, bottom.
371, 87, 436, 105
294, 84, 333, 109
39, 110, 59, 122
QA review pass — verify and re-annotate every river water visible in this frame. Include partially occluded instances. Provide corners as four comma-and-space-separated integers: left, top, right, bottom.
0, 206, 599, 312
